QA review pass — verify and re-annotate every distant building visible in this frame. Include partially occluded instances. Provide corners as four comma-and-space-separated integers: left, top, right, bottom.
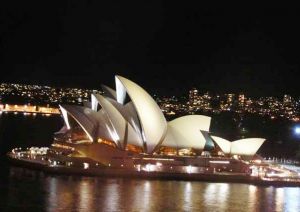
283, 94, 292, 104
188, 88, 200, 111
238, 94, 245, 108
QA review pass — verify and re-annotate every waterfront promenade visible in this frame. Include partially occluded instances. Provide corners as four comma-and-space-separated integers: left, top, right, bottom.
0, 104, 60, 115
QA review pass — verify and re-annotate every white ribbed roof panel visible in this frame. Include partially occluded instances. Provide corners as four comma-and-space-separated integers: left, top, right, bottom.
115, 76, 167, 153
163, 115, 211, 150
59, 105, 99, 142
59, 105, 71, 130
161, 127, 177, 148
101, 85, 117, 100
93, 94, 126, 148
96, 109, 118, 142
211, 136, 231, 154
127, 123, 144, 147
211, 136, 265, 156
231, 138, 265, 156
91, 94, 99, 111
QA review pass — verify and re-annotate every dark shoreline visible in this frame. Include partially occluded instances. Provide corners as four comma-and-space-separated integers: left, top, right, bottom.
7, 155, 300, 187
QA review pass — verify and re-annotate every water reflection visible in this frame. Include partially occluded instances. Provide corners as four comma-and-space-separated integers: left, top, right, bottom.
142, 181, 151, 211
183, 182, 192, 211
283, 187, 300, 212
3, 167, 300, 211
104, 182, 120, 212
247, 185, 259, 211
274, 188, 283, 211
78, 180, 94, 211
204, 183, 230, 211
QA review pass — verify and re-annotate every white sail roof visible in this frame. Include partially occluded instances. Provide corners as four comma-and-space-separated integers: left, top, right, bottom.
115, 76, 167, 153
92, 94, 143, 148
162, 115, 211, 150
92, 94, 126, 148
211, 136, 265, 156
101, 85, 117, 100
59, 105, 99, 142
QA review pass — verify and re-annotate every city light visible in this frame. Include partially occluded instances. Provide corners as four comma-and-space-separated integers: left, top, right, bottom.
209, 161, 230, 164
186, 165, 193, 174
294, 126, 300, 135
83, 163, 89, 169
1, 82, 300, 121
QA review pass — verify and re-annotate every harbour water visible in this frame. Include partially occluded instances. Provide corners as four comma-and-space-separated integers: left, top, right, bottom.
0, 113, 300, 211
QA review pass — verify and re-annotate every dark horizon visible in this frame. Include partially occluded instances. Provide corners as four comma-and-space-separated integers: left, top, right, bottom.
1, 3, 300, 97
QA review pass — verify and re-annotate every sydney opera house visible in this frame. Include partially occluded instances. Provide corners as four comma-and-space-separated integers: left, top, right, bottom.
44, 75, 267, 174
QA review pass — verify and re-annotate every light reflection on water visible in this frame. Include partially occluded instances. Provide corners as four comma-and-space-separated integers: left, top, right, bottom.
104, 181, 120, 211
204, 183, 230, 211
283, 187, 300, 212
2, 167, 300, 211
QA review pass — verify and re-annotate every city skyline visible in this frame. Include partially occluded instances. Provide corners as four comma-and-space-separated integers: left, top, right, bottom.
1, 81, 299, 122
1, 80, 300, 98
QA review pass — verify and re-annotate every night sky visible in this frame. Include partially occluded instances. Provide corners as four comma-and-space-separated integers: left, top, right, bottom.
1, 2, 299, 97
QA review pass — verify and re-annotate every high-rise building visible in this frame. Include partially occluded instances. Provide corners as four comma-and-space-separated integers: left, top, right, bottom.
283, 94, 292, 104
188, 88, 200, 111
202, 92, 211, 110
238, 94, 245, 107
227, 94, 235, 104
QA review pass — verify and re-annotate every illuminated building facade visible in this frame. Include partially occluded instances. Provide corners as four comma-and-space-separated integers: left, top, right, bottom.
52, 76, 265, 168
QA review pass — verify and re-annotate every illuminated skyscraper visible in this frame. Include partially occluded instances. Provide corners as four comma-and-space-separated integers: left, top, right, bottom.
188, 88, 200, 111
238, 94, 245, 108
283, 94, 292, 104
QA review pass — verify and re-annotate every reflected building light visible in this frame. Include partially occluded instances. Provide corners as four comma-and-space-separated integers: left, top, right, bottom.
219, 183, 229, 195
283, 188, 300, 211
217, 183, 230, 211
204, 183, 229, 211
204, 184, 217, 206
79, 181, 93, 212
46, 177, 59, 211
142, 181, 151, 210
248, 184, 257, 208
275, 188, 284, 212
183, 182, 192, 211
104, 184, 120, 212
